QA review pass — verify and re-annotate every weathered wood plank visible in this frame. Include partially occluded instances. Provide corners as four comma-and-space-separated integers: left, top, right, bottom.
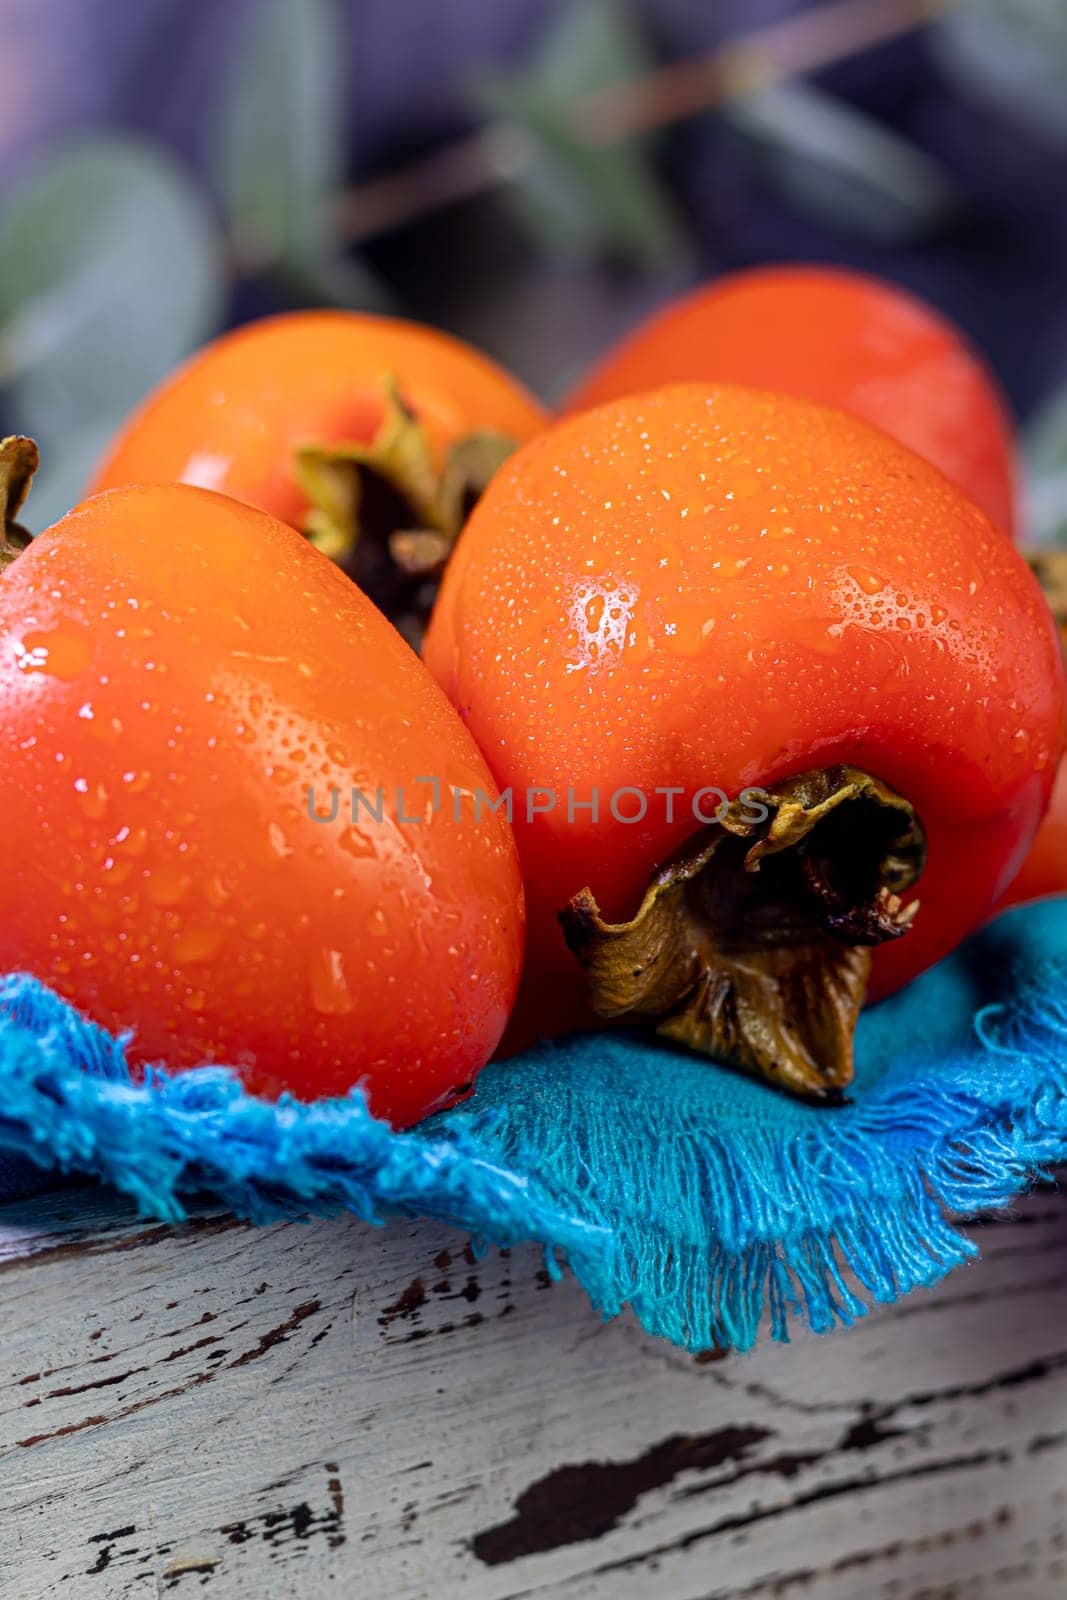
1, 1186, 1066, 1598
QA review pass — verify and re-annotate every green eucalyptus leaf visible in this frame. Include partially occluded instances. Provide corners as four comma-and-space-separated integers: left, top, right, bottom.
218, 0, 347, 271
725, 82, 957, 242
935, 0, 1067, 148
0, 136, 225, 447
1023, 387, 1067, 546
471, 0, 687, 267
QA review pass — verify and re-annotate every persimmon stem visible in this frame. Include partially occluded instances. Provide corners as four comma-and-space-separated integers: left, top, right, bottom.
0, 435, 38, 570
293, 377, 517, 648
560, 766, 925, 1102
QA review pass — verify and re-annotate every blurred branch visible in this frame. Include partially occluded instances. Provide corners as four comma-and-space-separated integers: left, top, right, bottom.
335, 0, 951, 246
580, 0, 949, 141
335, 127, 529, 245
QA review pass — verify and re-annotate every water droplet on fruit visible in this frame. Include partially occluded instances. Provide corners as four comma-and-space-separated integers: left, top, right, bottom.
847, 566, 885, 596
712, 556, 751, 580
174, 925, 225, 965
16, 627, 91, 680
339, 826, 375, 859
584, 595, 605, 632
267, 822, 292, 860
205, 875, 230, 907
73, 778, 108, 820
782, 613, 841, 655
308, 947, 354, 1015
146, 868, 190, 908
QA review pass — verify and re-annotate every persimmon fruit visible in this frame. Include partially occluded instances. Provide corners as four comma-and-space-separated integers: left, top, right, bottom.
995, 549, 1067, 911
425, 385, 1064, 1097
90, 311, 548, 644
0, 454, 524, 1126
567, 266, 1017, 536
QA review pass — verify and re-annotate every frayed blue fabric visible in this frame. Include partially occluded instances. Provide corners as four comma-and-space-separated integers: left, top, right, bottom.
1, 897, 1066, 1352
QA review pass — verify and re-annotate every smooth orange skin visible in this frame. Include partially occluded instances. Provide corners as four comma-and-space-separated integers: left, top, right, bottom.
425, 385, 1064, 1050
995, 758, 1067, 911
0, 485, 524, 1126
89, 311, 548, 521
566, 266, 1017, 537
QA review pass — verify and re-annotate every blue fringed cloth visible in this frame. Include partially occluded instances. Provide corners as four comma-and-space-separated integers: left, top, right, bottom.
2, 897, 1066, 1353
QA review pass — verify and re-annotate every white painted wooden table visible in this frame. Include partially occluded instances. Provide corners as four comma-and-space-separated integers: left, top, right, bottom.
2, 1180, 1066, 1599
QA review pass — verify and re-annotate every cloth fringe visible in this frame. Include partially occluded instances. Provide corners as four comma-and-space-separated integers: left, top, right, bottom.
1, 908, 1066, 1353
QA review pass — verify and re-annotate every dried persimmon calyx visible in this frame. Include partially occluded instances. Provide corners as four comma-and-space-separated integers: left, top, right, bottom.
0, 435, 38, 569
560, 767, 925, 1102
294, 377, 518, 646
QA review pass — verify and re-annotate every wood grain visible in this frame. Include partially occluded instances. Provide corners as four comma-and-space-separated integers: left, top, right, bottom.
2, 1184, 1066, 1598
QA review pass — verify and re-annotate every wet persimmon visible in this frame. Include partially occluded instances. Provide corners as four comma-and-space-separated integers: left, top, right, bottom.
996, 549, 1067, 910
0, 461, 523, 1126
91, 312, 547, 643
426, 386, 1063, 1097
567, 266, 1016, 535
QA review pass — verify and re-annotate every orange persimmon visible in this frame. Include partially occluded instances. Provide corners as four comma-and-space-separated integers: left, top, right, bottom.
91, 312, 548, 642
0, 468, 523, 1126
996, 760, 1067, 911
425, 386, 1063, 1096
567, 266, 1017, 536
996, 549, 1067, 909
